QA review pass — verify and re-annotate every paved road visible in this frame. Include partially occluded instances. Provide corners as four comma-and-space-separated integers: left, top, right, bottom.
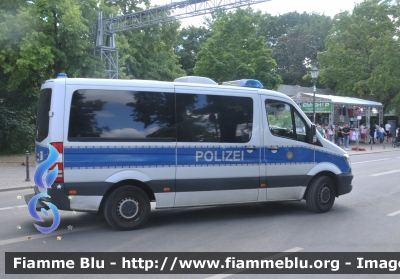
1, 147, 400, 279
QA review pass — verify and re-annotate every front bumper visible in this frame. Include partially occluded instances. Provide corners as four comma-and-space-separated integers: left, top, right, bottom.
337, 171, 353, 196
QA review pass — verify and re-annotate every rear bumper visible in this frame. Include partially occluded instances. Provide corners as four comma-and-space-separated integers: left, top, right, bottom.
24, 185, 71, 211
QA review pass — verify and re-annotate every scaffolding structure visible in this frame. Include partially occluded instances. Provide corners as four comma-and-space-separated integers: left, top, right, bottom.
94, 0, 272, 78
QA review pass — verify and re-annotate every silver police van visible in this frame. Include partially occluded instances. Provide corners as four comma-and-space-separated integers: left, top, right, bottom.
25, 75, 353, 230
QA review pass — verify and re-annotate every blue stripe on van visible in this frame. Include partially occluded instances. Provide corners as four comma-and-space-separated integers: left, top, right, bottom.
265, 146, 314, 164
63, 145, 349, 173
64, 146, 175, 168
264, 146, 350, 173
315, 149, 350, 173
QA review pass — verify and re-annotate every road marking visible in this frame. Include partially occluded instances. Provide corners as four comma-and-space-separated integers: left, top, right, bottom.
0, 224, 104, 246
204, 247, 304, 279
370, 169, 400, 177
352, 158, 390, 165
0, 205, 27, 211
387, 210, 400, 217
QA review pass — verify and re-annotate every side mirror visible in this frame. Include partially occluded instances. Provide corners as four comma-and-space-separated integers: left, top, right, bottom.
309, 124, 317, 143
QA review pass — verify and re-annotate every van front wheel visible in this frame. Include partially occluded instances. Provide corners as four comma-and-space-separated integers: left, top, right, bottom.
306, 176, 335, 213
103, 186, 150, 230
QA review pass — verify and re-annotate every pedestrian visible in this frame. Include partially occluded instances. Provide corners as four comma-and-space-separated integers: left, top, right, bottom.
327, 125, 334, 142
334, 123, 340, 144
342, 123, 351, 150
336, 125, 343, 147
317, 126, 324, 137
379, 125, 386, 143
385, 120, 391, 142
369, 123, 376, 144
360, 122, 367, 143
321, 125, 328, 139
376, 123, 381, 142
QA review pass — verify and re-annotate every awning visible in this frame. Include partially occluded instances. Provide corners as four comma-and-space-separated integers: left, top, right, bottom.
292, 93, 383, 107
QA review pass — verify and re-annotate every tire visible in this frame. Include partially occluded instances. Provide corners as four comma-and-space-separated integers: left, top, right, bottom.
103, 185, 150, 230
305, 176, 336, 213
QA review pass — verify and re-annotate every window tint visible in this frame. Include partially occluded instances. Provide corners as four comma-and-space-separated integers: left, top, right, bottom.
68, 90, 176, 141
36, 88, 52, 142
265, 100, 308, 142
177, 93, 253, 143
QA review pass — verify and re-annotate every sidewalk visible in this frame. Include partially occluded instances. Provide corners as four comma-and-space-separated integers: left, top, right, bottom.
0, 145, 399, 192
345, 140, 399, 155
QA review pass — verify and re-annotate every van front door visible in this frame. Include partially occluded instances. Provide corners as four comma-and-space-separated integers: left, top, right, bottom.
262, 97, 315, 200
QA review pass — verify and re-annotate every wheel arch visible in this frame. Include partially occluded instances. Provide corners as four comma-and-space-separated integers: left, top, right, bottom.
99, 179, 155, 212
304, 171, 340, 199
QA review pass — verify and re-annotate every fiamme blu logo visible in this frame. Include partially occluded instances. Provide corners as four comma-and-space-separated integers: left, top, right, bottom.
27, 144, 61, 234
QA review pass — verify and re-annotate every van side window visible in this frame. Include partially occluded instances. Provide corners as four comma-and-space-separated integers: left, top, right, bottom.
36, 88, 52, 142
68, 90, 176, 141
265, 100, 308, 142
177, 94, 253, 143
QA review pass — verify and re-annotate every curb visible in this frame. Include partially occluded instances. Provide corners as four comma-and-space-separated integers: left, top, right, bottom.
348, 147, 400, 156
0, 186, 34, 192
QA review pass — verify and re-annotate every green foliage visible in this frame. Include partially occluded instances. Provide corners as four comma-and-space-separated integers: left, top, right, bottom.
267, 110, 292, 128
318, 0, 400, 114
0, 105, 35, 153
118, 21, 186, 81
0, 0, 185, 153
259, 12, 332, 86
175, 25, 210, 76
194, 8, 281, 89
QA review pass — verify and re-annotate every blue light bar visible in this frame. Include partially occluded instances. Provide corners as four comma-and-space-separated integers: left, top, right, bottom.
238, 79, 263, 88
221, 79, 263, 88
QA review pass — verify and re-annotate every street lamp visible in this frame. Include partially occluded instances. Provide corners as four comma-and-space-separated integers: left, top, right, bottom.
310, 66, 319, 123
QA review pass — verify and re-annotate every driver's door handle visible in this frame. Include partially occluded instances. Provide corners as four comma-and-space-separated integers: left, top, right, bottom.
245, 147, 258, 151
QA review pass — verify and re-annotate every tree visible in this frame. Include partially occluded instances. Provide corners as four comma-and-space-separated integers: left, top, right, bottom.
318, 0, 400, 114
0, 0, 105, 153
174, 25, 210, 76
118, 21, 186, 81
259, 12, 332, 86
0, 0, 183, 153
194, 8, 281, 89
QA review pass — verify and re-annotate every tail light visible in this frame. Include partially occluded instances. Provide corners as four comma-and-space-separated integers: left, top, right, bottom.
49, 142, 64, 183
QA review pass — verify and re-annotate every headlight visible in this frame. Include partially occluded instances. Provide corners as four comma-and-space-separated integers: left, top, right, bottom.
343, 154, 351, 167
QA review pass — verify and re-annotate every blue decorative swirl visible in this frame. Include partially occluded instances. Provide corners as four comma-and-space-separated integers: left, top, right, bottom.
34, 143, 59, 189
30, 143, 61, 233
27, 193, 61, 234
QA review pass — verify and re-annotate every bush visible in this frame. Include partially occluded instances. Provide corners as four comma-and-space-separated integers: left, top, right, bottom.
0, 105, 35, 154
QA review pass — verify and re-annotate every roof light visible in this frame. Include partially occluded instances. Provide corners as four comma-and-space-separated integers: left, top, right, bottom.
57, 73, 68, 78
221, 79, 263, 88
174, 76, 217, 85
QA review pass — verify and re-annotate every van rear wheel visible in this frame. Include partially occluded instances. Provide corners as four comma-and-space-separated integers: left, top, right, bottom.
103, 186, 150, 230
306, 176, 335, 213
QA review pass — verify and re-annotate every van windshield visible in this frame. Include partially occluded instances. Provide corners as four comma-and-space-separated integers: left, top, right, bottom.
36, 88, 52, 142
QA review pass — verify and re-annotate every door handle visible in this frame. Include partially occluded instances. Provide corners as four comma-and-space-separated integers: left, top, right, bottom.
245, 146, 258, 151
267, 146, 280, 151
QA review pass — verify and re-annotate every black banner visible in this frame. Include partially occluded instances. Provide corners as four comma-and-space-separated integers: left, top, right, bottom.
5, 252, 400, 274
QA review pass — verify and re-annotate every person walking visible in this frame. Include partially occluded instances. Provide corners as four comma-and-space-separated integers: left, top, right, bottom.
327, 125, 334, 142
342, 123, 351, 150
385, 120, 391, 142
379, 125, 386, 143
318, 126, 325, 138
369, 123, 376, 144
334, 123, 340, 145
336, 125, 343, 147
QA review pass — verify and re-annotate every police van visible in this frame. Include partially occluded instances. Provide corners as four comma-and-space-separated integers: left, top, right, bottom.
25, 75, 353, 230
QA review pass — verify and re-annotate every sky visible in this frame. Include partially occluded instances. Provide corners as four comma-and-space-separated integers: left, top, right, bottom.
148, 0, 364, 27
